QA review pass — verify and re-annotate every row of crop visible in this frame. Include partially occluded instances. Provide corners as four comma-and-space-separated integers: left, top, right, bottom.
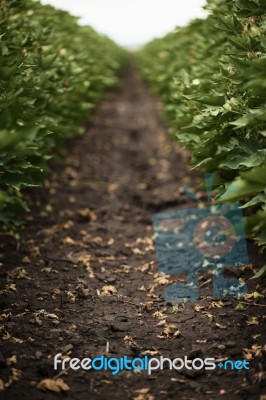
137, 0, 266, 261
0, 0, 125, 225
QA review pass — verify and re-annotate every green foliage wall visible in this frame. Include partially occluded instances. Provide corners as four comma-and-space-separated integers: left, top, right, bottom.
137, 0, 266, 252
0, 0, 125, 225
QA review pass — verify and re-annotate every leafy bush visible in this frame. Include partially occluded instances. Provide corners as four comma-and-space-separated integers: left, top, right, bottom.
137, 0, 266, 255
0, 0, 125, 225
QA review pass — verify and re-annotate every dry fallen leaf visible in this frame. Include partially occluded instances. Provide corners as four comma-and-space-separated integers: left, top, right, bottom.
8, 267, 28, 280
138, 262, 154, 273
77, 208, 97, 221
60, 236, 76, 246
141, 350, 159, 356
141, 302, 153, 311
37, 378, 70, 393
202, 311, 214, 321
123, 335, 139, 350
41, 267, 56, 273
82, 235, 102, 245
136, 388, 150, 395
152, 311, 166, 320
132, 247, 145, 255
21, 256, 31, 264
211, 301, 224, 308
76, 253, 94, 278
107, 238, 115, 246
156, 319, 167, 327
0, 284, 17, 296
66, 290, 76, 303
153, 273, 172, 285
216, 323, 227, 329
107, 182, 119, 194
254, 371, 266, 384
136, 183, 148, 190
123, 335, 134, 345
6, 355, 17, 365
68, 196, 76, 204
246, 317, 259, 326
62, 220, 74, 230
194, 304, 205, 312
136, 236, 154, 252
113, 264, 131, 273
243, 344, 265, 360
0, 326, 23, 344
243, 351, 252, 361
133, 388, 155, 400
196, 339, 207, 344
246, 291, 264, 300
2, 368, 22, 389
98, 285, 117, 296
158, 323, 181, 339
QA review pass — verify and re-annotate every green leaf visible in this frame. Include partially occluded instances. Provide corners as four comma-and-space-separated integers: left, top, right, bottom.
241, 192, 266, 208
219, 178, 265, 202
250, 265, 266, 279
240, 163, 266, 184
235, 302, 246, 311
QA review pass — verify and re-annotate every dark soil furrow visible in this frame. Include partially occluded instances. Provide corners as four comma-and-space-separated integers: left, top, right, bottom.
0, 69, 265, 400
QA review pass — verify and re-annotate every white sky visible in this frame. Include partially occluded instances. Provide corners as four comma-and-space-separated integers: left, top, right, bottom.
40, 0, 207, 48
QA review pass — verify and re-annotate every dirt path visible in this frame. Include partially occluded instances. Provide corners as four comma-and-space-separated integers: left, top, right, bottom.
0, 69, 265, 400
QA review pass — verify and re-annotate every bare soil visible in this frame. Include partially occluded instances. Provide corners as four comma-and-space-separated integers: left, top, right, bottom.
0, 69, 265, 400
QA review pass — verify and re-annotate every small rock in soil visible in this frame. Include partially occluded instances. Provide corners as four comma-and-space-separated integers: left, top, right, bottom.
62, 343, 73, 353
